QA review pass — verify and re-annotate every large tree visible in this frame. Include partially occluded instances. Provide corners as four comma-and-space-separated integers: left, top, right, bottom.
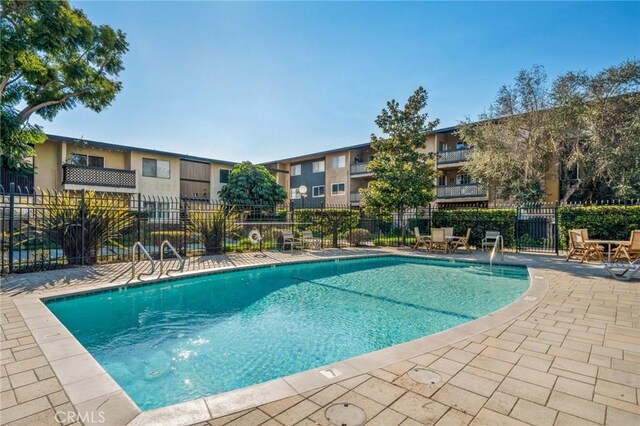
361, 86, 439, 243
458, 61, 640, 203
218, 161, 287, 206
0, 0, 128, 172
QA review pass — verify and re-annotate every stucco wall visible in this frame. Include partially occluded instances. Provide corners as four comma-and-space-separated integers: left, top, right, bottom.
210, 163, 233, 202
128, 152, 180, 197
325, 151, 350, 205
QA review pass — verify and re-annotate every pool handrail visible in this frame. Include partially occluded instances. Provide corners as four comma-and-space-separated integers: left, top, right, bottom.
490, 234, 504, 269
159, 240, 185, 276
132, 242, 156, 280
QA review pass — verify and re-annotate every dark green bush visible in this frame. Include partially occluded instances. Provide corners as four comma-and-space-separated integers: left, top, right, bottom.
557, 205, 640, 250
432, 208, 517, 248
349, 228, 371, 246
294, 209, 361, 247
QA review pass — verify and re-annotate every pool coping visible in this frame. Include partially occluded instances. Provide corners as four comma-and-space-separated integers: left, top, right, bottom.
11, 251, 548, 425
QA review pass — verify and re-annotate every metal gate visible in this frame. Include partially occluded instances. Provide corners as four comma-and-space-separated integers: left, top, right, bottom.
515, 204, 559, 253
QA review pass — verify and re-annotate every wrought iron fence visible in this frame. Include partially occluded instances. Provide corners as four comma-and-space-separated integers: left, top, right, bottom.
1, 183, 638, 274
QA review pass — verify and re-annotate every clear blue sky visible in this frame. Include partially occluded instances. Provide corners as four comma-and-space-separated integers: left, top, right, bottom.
36, 1, 640, 163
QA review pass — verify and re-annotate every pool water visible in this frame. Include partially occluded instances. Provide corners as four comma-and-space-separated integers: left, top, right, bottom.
46, 256, 529, 410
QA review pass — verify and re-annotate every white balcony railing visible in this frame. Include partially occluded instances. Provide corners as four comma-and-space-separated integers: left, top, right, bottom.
350, 162, 370, 175
436, 184, 487, 199
437, 148, 472, 164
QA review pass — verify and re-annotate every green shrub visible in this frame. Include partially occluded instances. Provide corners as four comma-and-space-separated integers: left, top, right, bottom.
432, 208, 516, 248
557, 205, 640, 250
349, 228, 371, 246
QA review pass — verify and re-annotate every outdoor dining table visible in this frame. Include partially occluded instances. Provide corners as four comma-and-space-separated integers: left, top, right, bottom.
585, 239, 629, 263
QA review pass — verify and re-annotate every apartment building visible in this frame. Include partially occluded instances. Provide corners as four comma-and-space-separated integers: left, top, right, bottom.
266, 126, 560, 207
0, 135, 236, 201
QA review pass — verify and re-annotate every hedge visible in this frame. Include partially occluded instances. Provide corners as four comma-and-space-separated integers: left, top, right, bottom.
557, 205, 640, 250
432, 208, 517, 248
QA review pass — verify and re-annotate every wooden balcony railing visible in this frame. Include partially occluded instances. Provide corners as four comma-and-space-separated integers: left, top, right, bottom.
62, 164, 136, 189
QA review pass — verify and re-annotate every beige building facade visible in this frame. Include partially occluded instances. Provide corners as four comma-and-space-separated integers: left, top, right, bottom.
27, 135, 235, 200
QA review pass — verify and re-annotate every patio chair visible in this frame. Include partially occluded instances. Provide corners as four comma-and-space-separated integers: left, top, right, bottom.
450, 228, 472, 254
281, 230, 302, 251
481, 231, 500, 251
301, 230, 322, 249
429, 228, 448, 253
612, 230, 640, 263
566, 229, 603, 263
413, 227, 430, 250
604, 258, 640, 281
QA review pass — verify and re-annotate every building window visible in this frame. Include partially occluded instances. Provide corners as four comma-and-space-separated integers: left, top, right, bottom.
69, 154, 105, 168
312, 185, 325, 197
331, 183, 345, 195
331, 156, 346, 169
312, 160, 325, 173
291, 188, 301, 199
142, 201, 171, 220
438, 175, 447, 186
142, 158, 171, 178
291, 164, 302, 176
219, 169, 230, 184
456, 141, 468, 150
456, 174, 472, 185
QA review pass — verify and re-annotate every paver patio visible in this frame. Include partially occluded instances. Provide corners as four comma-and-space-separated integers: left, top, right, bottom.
1, 248, 638, 425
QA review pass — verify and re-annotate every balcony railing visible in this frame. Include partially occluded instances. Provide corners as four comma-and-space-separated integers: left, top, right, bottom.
62, 164, 136, 189
437, 148, 472, 164
350, 162, 370, 175
0, 170, 34, 191
436, 184, 487, 199
350, 192, 362, 203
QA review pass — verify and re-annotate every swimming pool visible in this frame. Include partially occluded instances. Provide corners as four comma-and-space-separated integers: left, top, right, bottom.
46, 255, 529, 410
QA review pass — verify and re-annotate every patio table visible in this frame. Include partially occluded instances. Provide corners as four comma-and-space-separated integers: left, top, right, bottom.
585, 239, 629, 263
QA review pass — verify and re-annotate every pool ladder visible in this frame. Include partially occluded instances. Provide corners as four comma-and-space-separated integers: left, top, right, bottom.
489, 235, 504, 270
131, 241, 185, 280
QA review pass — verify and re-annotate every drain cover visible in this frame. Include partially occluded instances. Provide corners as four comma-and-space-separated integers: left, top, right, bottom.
408, 367, 442, 384
325, 403, 366, 426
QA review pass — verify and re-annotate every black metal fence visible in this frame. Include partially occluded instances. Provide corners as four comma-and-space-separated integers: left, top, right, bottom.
1, 183, 639, 274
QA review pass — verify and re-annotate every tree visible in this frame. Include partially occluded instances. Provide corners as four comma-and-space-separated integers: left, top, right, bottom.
361, 86, 439, 243
457, 65, 556, 203
459, 61, 640, 203
0, 0, 129, 172
218, 161, 287, 206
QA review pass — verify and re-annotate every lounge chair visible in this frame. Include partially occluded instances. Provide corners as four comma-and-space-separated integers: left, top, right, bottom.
481, 231, 500, 251
566, 229, 604, 263
413, 227, 430, 250
301, 230, 322, 249
613, 230, 640, 263
429, 228, 448, 253
281, 231, 302, 251
450, 228, 472, 254
604, 258, 640, 281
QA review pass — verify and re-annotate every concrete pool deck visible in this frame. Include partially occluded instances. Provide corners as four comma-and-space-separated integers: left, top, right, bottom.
1, 248, 639, 426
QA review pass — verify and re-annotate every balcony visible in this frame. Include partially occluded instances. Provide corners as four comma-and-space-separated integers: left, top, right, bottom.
436, 184, 487, 199
350, 162, 371, 175
437, 148, 472, 165
0, 170, 34, 191
350, 192, 362, 203
62, 164, 136, 189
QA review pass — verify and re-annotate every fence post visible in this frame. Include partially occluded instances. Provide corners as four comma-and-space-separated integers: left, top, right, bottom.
554, 202, 560, 255
181, 199, 188, 256
80, 189, 86, 265
136, 193, 141, 243
515, 205, 520, 253
8, 183, 15, 274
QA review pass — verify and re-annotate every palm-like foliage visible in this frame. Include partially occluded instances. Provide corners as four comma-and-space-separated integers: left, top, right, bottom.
28, 191, 134, 264
188, 206, 240, 254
